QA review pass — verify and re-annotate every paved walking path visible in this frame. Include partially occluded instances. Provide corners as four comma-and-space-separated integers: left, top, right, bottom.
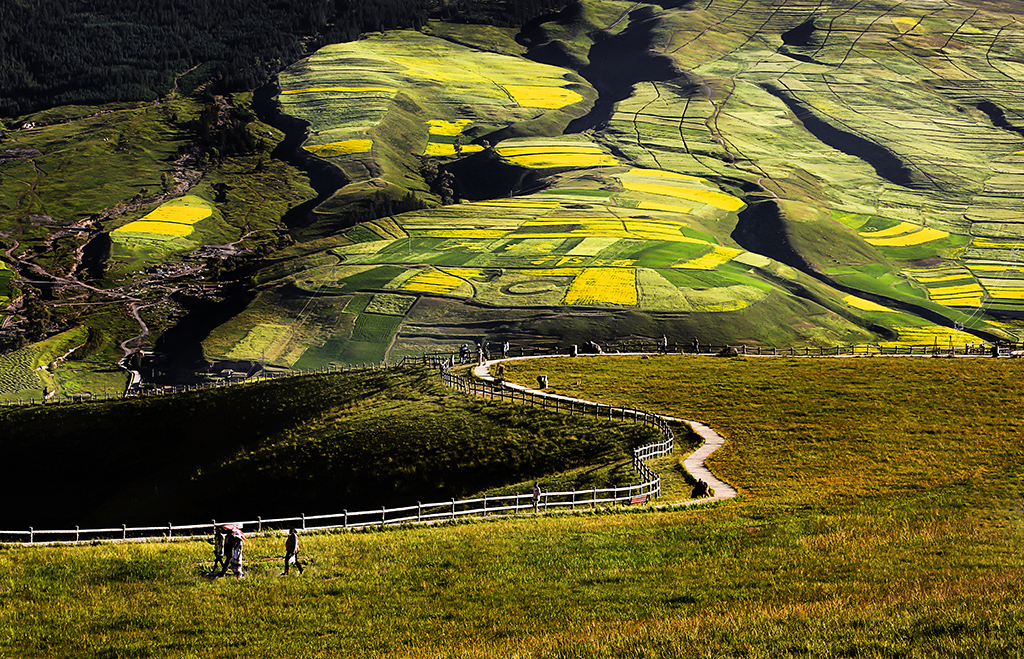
473, 354, 737, 505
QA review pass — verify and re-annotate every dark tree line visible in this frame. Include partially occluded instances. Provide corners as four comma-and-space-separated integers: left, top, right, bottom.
0, 0, 569, 118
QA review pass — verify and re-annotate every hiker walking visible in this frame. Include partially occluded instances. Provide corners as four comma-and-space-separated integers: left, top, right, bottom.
502, 340, 510, 358
209, 525, 226, 574
219, 524, 245, 578
691, 336, 700, 354
459, 343, 469, 364
281, 528, 305, 576
532, 482, 542, 511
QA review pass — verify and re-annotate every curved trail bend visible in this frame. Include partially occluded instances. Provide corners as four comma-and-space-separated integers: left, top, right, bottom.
473, 354, 738, 506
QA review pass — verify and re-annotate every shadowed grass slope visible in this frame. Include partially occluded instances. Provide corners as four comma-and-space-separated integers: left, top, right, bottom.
0, 365, 657, 529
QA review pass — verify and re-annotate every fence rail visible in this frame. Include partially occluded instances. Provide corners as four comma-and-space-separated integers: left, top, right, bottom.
1, 357, 675, 546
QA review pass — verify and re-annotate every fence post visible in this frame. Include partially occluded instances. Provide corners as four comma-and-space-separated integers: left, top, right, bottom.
122, 524, 127, 540
451, 498, 456, 520
301, 513, 306, 531
168, 523, 173, 539
29, 527, 33, 544
417, 501, 422, 522
75, 525, 80, 542
257, 516, 263, 533
344, 509, 348, 529
381, 506, 386, 527
483, 495, 487, 515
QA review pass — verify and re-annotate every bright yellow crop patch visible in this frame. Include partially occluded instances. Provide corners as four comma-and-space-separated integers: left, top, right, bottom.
985, 287, 1024, 300
673, 245, 744, 270
972, 237, 1022, 249
304, 140, 373, 157
885, 325, 981, 346
927, 283, 984, 297
401, 269, 470, 295
503, 152, 619, 169
112, 221, 193, 238
618, 180, 744, 212
502, 85, 583, 109
496, 145, 604, 157
858, 222, 916, 239
862, 226, 949, 247
564, 268, 637, 306
423, 143, 484, 157
843, 295, 894, 312
428, 119, 472, 136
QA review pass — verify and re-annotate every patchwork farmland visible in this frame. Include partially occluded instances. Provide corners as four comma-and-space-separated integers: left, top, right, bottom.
205, 0, 1024, 368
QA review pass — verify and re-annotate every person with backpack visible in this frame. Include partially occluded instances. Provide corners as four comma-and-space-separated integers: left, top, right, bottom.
281, 528, 305, 576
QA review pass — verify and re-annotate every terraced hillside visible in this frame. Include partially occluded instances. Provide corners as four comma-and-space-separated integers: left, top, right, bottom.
208, 0, 1023, 368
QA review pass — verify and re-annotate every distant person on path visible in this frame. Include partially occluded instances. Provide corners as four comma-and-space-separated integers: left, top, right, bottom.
477, 342, 486, 365
660, 335, 668, 354
692, 337, 700, 354
532, 482, 542, 510
281, 528, 305, 576
496, 363, 505, 380
460, 343, 469, 364
502, 340, 510, 358
691, 479, 710, 498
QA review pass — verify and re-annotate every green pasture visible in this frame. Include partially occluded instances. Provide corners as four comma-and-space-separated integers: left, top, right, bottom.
4, 357, 1024, 656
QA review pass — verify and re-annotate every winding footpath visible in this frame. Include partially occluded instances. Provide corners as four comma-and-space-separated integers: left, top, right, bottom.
473, 354, 738, 506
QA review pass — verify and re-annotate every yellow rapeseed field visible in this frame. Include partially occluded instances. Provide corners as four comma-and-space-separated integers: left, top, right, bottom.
563, 268, 637, 306
858, 222, 917, 239
304, 140, 374, 157
502, 85, 583, 109
503, 152, 619, 169
673, 245, 744, 270
616, 179, 744, 212
112, 221, 193, 238
427, 119, 473, 136
984, 286, 1024, 300
423, 143, 484, 157
843, 295, 894, 312
884, 325, 982, 346
862, 226, 949, 247
623, 168, 703, 182
400, 270, 471, 295
972, 237, 1022, 249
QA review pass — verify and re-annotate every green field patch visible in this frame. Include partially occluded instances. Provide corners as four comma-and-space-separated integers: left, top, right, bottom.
365, 293, 416, 316
225, 323, 293, 362
350, 311, 403, 343
333, 265, 406, 293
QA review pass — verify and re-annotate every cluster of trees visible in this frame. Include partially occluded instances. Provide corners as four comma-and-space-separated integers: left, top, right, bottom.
0, 0, 570, 118
0, 0, 428, 118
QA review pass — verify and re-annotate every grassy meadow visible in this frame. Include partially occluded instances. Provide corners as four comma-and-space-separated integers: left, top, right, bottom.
3, 355, 1024, 656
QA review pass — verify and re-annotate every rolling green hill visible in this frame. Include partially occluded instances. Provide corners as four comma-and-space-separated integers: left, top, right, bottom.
0, 365, 659, 529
